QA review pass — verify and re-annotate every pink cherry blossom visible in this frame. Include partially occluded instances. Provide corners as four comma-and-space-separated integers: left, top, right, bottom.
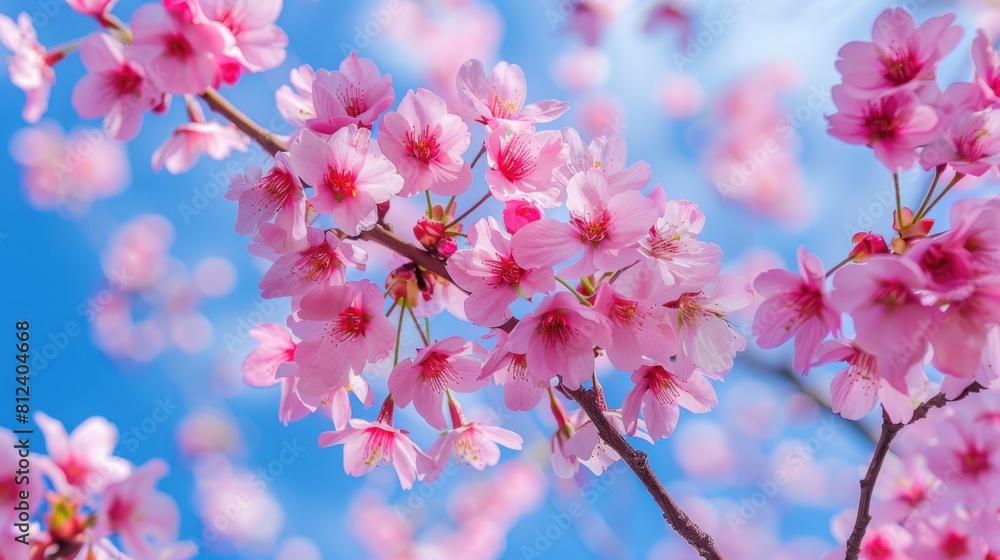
388, 336, 487, 429
152, 119, 249, 174
35, 412, 131, 497
502, 199, 541, 234
924, 405, 1000, 501
814, 339, 922, 422
669, 274, 753, 377
289, 126, 403, 236
973, 29, 1000, 102
554, 127, 651, 192
129, 3, 233, 94
619, 199, 723, 300
241, 323, 296, 388
308, 52, 394, 134
456, 58, 569, 127
480, 329, 547, 411
447, 217, 555, 327
289, 280, 394, 395
226, 153, 307, 243
563, 409, 649, 475
0, 13, 54, 122
276, 64, 316, 129
318, 399, 429, 489
511, 169, 657, 278
827, 86, 939, 172
200, 0, 287, 72
831, 256, 937, 384
484, 124, 568, 208
919, 105, 1000, 176
753, 248, 842, 373
836, 9, 961, 95
378, 88, 472, 197
72, 33, 163, 142
66, 0, 116, 16
621, 364, 717, 441
93, 460, 180, 559
593, 283, 676, 372
419, 423, 523, 482
506, 291, 612, 390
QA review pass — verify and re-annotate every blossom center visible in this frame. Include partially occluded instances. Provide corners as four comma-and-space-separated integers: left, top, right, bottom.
338, 84, 368, 118
403, 126, 440, 164
498, 136, 538, 180
574, 210, 612, 244
865, 99, 903, 141
334, 306, 370, 341
164, 33, 194, 61
113, 65, 144, 97
881, 47, 920, 84
362, 427, 393, 467
537, 310, 577, 346
486, 255, 525, 287
323, 169, 357, 203
488, 88, 521, 120
940, 531, 970, 557
421, 352, 459, 391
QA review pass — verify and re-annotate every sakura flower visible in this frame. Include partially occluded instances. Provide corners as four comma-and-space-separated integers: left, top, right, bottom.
813, 339, 922, 422
35, 412, 131, 497
289, 126, 403, 236
289, 280, 395, 395
378, 88, 472, 197
129, 3, 234, 94
506, 291, 613, 390
502, 199, 542, 234
152, 120, 249, 174
318, 398, 429, 489
670, 274, 753, 377
241, 323, 296, 389
93, 460, 180, 559
0, 13, 55, 122
200, 0, 288, 72
927, 280, 1000, 378
836, 8, 961, 95
226, 153, 307, 243
753, 247, 842, 373
512, 169, 657, 278
908, 514, 985, 560
924, 405, 1000, 501
72, 33, 163, 141
919, 105, 1000, 176
66, 0, 116, 16
388, 337, 487, 429
825, 522, 914, 560
593, 283, 676, 372
480, 329, 546, 411
308, 52, 394, 134
447, 217, 555, 327
484, 125, 568, 208
827, 86, 939, 172
554, 127, 651, 192
456, 58, 569, 127
620, 199, 723, 300
621, 364, 717, 441
419, 422, 523, 482
830, 256, 938, 384
973, 29, 1000, 102
275, 64, 316, 128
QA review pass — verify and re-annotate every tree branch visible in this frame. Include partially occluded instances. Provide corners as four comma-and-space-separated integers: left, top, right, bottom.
200, 88, 288, 156
563, 385, 725, 560
844, 382, 985, 559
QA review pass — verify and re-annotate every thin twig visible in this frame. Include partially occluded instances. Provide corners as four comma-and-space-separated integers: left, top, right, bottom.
844, 383, 985, 559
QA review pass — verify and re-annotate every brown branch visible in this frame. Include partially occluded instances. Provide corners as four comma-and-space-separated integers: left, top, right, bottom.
200, 88, 288, 156
844, 382, 985, 559
355, 226, 452, 282
563, 385, 724, 560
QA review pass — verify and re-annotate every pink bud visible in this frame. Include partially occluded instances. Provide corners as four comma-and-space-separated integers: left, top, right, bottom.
502, 200, 542, 234
849, 232, 889, 262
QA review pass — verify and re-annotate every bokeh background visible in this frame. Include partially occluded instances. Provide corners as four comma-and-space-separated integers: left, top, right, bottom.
2, 0, 999, 558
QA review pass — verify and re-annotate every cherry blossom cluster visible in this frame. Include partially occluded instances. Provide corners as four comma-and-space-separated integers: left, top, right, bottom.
232, 41, 753, 488
826, 390, 1000, 559
1, 415, 193, 560
753, 8, 1000, 425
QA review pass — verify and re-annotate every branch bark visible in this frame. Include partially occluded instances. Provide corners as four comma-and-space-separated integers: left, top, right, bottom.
844, 382, 985, 559
562, 385, 725, 560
